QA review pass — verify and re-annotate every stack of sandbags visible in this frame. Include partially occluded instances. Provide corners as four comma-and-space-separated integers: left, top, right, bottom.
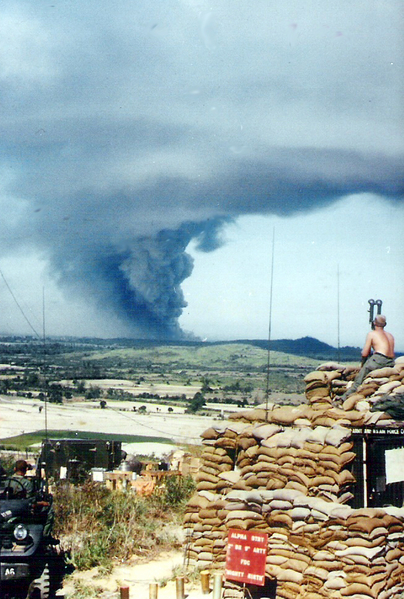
265, 494, 346, 598
320, 359, 404, 416
184, 490, 233, 568
282, 503, 404, 599
196, 443, 235, 491
236, 422, 356, 502
183, 491, 212, 564
304, 370, 339, 411
185, 421, 358, 571
223, 580, 252, 599
229, 404, 313, 426
227, 361, 404, 428
186, 363, 404, 597
304, 367, 371, 427
265, 499, 404, 599
324, 507, 404, 599
307, 363, 403, 426
224, 489, 266, 529
220, 491, 352, 599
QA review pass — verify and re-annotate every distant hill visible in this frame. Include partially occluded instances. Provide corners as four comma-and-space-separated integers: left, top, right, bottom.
235, 337, 361, 361
98, 335, 361, 360
1, 333, 399, 362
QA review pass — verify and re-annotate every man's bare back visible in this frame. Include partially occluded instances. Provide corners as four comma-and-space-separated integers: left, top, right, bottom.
339, 314, 395, 401
362, 325, 395, 359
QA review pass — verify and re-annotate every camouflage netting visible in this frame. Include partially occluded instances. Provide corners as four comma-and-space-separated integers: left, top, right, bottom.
184, 356, 404, 599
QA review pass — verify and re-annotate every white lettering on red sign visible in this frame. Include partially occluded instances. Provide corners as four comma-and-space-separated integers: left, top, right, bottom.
226, 529, 268, 587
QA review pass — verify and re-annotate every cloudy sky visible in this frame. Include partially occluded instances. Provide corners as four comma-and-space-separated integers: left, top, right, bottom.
0, 0, 403, 348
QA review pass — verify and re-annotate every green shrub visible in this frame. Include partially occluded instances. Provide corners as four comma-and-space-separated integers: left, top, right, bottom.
53, 479, 192, 571
159, 475, 195, 508
0, 452, 17, 475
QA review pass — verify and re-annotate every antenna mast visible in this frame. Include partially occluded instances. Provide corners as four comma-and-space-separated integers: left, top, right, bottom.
265, 228, 275, 421
337, 265, 341, 363
42, 287, 48, 442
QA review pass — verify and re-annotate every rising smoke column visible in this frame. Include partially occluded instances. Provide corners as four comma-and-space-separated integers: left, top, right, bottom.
111, 219, 231, 338
21, 148, 402, 338
2, 144, 404, 339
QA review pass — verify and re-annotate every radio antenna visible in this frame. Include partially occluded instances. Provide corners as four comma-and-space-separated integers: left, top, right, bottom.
265, 228, 275, 421
337, 265, 341, 363
42, 287, 49, 443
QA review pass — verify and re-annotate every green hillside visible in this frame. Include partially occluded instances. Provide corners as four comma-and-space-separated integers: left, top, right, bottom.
85, 343, 319, 371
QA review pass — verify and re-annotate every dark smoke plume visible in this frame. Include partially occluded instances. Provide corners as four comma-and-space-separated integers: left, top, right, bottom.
8, 145, 401, 339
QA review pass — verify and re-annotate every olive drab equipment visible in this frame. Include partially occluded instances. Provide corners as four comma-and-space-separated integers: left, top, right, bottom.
368, 298, 382, 329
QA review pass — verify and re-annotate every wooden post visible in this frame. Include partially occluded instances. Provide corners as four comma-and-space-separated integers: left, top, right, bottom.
212, 573, 223, 599
176, 576, 185, 599
201, 570, 210, 594
149, 582, 158, 599
120, 586, 130, 599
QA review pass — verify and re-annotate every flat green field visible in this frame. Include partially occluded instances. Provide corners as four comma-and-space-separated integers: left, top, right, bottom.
0, 430, 173, 451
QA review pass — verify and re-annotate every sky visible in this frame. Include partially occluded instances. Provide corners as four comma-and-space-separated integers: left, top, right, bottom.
0, 1, 403, 348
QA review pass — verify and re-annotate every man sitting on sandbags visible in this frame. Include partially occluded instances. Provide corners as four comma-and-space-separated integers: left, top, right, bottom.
340, 314, 395, 402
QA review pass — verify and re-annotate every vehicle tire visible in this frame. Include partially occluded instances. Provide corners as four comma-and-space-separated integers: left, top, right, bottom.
26, 564, 50, 599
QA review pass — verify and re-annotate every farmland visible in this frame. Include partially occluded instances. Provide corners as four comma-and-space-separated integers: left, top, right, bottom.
0, 336, 321, 451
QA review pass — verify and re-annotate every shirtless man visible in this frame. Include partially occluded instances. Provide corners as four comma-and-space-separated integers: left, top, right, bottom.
341, 314, 395, 400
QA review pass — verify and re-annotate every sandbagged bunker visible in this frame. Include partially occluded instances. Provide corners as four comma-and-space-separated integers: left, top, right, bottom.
184, 357, 404, 599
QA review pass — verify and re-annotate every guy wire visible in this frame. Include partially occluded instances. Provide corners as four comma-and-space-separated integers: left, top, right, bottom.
265, 228, 275, 421
0, 269, 42, 339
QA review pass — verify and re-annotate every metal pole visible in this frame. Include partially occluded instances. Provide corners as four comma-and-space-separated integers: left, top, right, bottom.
43, 287, 48, 443
368, 299, 375, 328
337, 265, 341, 363
201, 570, 210, 594
176, 576, 185, 599
363, 438, 368, 508
149, 582, 158, 599
120, 587, 130, 599
212, 573, 223, 599
265, 228, 275, 422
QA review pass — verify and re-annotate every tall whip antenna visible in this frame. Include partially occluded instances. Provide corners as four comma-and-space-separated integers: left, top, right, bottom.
42, 287, 50, 491
337, 265, 341, 363
42, 287, 48, 443
265, 228, 275, 421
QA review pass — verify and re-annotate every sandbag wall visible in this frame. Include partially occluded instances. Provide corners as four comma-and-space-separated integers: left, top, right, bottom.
184, 359, 404, 599
309, 355, 404, 425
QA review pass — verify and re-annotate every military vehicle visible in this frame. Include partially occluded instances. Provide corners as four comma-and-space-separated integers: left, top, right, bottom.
0, 469, 63, 599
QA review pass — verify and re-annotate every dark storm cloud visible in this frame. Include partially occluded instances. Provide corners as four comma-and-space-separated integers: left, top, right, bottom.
4, 137, 402, 337
0, 0, 403, 337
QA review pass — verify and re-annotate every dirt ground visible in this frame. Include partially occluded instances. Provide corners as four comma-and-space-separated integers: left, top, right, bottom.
58, 549, 207, 599
0, 395, 227, 447
0, 396, 225, 597
0, 393, 304, 598
0, 393, 303, 449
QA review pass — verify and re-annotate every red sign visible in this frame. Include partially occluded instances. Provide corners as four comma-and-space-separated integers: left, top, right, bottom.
225, 529, 268, 586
